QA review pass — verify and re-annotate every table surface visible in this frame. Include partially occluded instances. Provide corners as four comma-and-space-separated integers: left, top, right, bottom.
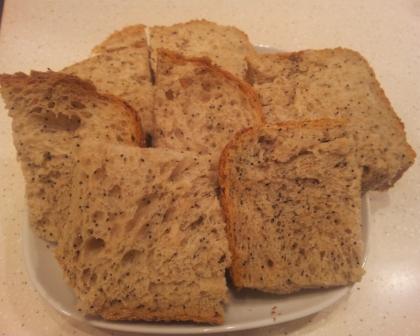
0, 1, 419, 335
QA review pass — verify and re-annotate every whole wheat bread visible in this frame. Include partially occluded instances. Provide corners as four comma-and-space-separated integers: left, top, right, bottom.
153, 49, 263, 170
150, 20, 257, 79
55, 144, 230, 324
0, 71, 142, 241
62, 25, 154, 137
219, 119, 364, 294
247, 48, 416, 191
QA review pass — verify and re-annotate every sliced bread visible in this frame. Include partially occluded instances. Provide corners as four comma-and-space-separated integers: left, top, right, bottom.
55, 144, 230, 324
247, 48, 416, 191
153, 49, 263, 170
0, 71, 142, 241
150, 19, 257, 79
219, 119, 364, 294
62, 25, 154, 137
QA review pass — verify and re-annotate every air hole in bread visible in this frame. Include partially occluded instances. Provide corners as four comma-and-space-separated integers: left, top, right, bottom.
159, 160, 174, 175
162, 206, 176, 222
34, 111, 81, 132
93, 166, 107, 180
38, 170, 61, 183
121, 249, 141, 265
82, 268, 97, 285
165, 89, 175, 100
84, 237, 105, 254
108, 185, 121, 198
145, 133, 153, 147
71, 100, 86, 109
73, 234, 83, 248
126, 193, 158, 233
92, 211, 104, 222
169, 158, 191, 182
181, 215, 204, 231
295, 177, 320, 185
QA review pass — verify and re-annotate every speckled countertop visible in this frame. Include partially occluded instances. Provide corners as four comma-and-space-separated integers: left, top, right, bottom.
0, 1, 419, 335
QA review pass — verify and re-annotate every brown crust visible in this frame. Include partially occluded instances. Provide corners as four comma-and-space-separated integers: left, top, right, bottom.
0, 70, 144, 146
151, 19, 254, 49
92, 24, 147, 54
157, 49, 265, 124
218, 118, 347, 287
218, 126, 253, 288
100, 305, 223, 324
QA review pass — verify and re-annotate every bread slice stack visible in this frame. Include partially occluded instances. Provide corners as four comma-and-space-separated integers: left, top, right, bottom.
219, 120, 364, 293
56, 144, 230, 323
0, 19, 416, 325
247, 48, 416, 191
0, 71, 142, 241
62, 25, 154, 138
152, 49, 263, 170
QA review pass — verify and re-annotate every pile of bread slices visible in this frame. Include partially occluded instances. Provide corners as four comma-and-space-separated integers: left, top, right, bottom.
0, 20, 415, 324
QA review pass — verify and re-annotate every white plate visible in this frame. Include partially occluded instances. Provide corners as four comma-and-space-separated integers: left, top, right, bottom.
21, 45, 370, 335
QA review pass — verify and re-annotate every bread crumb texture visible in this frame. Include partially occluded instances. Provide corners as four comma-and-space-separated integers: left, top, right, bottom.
55, 145, 230, 324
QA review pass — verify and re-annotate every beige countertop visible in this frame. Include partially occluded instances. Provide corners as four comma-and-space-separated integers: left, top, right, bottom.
0, 1, 419, 335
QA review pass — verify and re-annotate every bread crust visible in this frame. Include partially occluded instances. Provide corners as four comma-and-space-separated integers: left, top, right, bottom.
0, 71, 143, 145
100, 305, 223, 324
158, 49, 264, 124
219, 119, 363, 292
92, 24, 147, 54
150, 20, 257, 79
151, 19, 253, 47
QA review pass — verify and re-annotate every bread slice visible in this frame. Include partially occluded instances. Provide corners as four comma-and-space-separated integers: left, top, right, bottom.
55, 144, 230, 324
153, 49, 263, 170
247, 48, 416, 191
0, 71, 142, 241
62, 25, 154, 137
150, 19, 257, 79
219, 119, 364, 294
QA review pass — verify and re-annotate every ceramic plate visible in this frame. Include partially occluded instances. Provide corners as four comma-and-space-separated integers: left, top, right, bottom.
22, 45, 370, 334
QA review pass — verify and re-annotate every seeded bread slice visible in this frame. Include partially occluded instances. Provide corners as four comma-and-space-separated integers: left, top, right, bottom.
62, 25, 154, 137
0, 71, 142, 241
219, 119, 364, 294
150, 19, 257, 79
247, 48, 416, 191
153, 49, 263, 170
55, 144, 230, 324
